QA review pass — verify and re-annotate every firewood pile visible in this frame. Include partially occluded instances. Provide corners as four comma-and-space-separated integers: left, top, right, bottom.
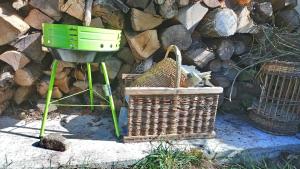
0, 0, 299, 115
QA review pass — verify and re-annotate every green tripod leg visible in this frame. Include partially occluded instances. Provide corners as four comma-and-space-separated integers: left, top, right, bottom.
101, 62, 120, 138
87, 63, 94, 111
40, 60, 58, 138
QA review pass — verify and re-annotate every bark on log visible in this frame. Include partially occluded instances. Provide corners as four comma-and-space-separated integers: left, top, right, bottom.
197, 8, 238, 37
126, 0, 150, 9
203, 0, 221, 8
271, 0, 297, 11
159, 0, 178, 19
24, 9, 54, 30
131, 8, 163, 31
207, 59, 222, 72
211, 74, 231, 88
252, 2, 273, 24
0, 51, 30, 71
15, 63, 42, 86
183, 42, 215, 68
10, 33, 45, 63
275, 9, 300, 32
177, 0, 190, 7
14, 86, 34, 104
125, 30, 160, 60
29, 0, 62, 21
92, 2, 125, 29
73, 68, 86, 81
215, 39, 235, 61
0, 3, 30, 45
116, 47, 135, 65
12, 0, 28, 10
55, 76, 70, 94
160, 24, 192, 50
105, 57, 122, 80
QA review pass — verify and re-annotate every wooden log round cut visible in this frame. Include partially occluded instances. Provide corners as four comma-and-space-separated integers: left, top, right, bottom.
160, 24, 192, 50
197, 8, 238, 37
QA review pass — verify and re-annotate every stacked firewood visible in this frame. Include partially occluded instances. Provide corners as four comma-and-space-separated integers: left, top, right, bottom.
0, 0, 299, 115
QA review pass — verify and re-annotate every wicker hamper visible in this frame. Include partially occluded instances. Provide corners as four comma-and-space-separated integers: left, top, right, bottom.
249, 61, 300, 135
122, 46, 223, 142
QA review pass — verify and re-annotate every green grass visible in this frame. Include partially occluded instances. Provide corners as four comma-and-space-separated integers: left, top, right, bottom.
132, 143, 203, 169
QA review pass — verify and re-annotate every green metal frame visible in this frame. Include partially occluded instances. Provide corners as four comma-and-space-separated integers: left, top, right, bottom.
40, 23, 121, 139
42, 23, 121, 52
39, 60, 120, 138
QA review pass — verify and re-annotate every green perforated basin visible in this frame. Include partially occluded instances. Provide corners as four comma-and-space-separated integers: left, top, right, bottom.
42, 23, 121, 52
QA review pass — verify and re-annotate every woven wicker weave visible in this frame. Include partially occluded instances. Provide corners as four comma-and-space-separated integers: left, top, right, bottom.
130, 46, 187, 87
122, 45, 223, 142
249, 61, 300, 135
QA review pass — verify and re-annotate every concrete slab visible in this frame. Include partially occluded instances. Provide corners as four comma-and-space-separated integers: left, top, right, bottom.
0, 113, 299, 168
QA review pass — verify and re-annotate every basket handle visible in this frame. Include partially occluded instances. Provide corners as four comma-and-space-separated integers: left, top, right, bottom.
164, 45, 182, 88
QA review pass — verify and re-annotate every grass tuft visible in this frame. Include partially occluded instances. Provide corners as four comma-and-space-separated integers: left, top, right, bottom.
132, 143, 202, 169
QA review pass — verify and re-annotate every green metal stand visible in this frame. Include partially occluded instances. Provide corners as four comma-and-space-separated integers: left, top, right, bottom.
39, 60, 120, 138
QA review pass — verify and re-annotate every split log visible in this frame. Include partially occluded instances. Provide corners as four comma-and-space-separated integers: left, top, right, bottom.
52, 87, 63, 99
105, 57, 122, 80
236, 7, 258, 34
55, 61, 76, 73
15, 63, 42, 86
252, 2, 273, 24
0, 3, 30, 45
37, 76, 49, 97
125, 30, 160, 60
160, 25, 192, 50
116, 47, 135, 65
14, 86, 34, 104
37, 76, 63, 98
59, 0, 85, 21
11, 33, 45, 63
12, 0, 28, 10
73, 81, 88, 90
207, 59, 222, 72
215, 39, 235, 61
175, 2, 208, 30
24, 9, 54, 30
0, 51, 30, 71
275, 9, 300, 32
231, 35, 251, 56
0, 72, 14, 105
177, 0, 190, 7
90, 17, 104, 28
92, 2, 125, 29
271, 0, 297, 11
159, 0, 178, 19
73, 68, 86, 81
29, 0, 62, 21
183, 42, 215, 68
126, 0, 150, 9
131, 8, 163, 31
203, 0, 221, 8
197, 8, 238, 37
55, 76, 70, 94
0, 101, 9, 116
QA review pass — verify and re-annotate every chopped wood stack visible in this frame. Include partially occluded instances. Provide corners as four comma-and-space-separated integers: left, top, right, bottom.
0, 0, 299, 114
